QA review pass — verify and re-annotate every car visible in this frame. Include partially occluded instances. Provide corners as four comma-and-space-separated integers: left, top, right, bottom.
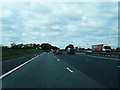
55, 50, 62, 55
67, 49, 75, 55
52, 49, 57, 53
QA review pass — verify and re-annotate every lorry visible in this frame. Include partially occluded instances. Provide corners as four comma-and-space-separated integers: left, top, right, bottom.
67, 48, 75, 55
92, 44, 112, 52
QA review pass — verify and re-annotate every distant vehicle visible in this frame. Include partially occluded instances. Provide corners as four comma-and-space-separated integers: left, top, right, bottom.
56, 49, 62, 55
92, 44, 112, 52
67, 48, 75, 55
103, 46, 112, 51
51, 49, 57, 53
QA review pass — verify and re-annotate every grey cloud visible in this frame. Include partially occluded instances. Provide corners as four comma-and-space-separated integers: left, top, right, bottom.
2, 2, 118, 48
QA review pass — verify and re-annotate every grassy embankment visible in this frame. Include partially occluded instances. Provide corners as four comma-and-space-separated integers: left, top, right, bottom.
2, 48, 44, 61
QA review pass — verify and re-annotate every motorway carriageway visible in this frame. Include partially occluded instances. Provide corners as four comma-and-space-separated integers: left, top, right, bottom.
1, 52, 120, 88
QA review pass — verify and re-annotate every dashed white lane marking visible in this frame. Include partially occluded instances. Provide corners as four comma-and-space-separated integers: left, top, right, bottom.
54, 56, 56, 58
57, 59, 60, 61
117, 66, 120, 67
0, 52, 45, 80
66, 67, 73, 73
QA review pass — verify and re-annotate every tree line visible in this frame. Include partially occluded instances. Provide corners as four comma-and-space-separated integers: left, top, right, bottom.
1, 42, 59, 50
1, 43, 75, 51
1, 43, 120, 52
10, 43, 41, 49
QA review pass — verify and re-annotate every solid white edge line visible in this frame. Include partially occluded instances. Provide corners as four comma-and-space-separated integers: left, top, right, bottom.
88, 55, 120, 61
66, 67, 73, 73
0, 52, 45, 79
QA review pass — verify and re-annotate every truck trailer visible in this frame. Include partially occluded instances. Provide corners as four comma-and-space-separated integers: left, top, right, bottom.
92, 44, 112, 52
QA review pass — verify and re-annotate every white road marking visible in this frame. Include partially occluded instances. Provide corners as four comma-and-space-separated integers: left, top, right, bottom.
88, 55, 120, 61
54, 56, 56, 58
0, 52, 45, 80
117, 66, 120, 67
66, 67, 73, 73
57, 59, 60, 61
114, 59, 120, 61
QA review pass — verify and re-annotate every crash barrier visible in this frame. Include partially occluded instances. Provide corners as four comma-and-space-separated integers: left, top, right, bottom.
85, 52, 120, 57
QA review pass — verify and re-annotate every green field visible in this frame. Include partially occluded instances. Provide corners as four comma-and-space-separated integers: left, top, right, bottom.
2, 48, 43, 61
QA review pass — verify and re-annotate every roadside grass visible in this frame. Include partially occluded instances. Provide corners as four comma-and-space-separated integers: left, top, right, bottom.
83, 50, 92, 52
2, 48, 44, 61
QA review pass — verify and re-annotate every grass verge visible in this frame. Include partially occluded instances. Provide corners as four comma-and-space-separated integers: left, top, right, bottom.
2, 48, 44, 61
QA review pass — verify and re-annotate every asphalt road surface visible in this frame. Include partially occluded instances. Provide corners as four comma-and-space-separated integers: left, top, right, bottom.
1, 52, 120, 88
2, 52, 43, 75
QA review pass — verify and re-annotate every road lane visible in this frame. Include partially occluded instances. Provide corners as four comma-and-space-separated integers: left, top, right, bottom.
0, 52, 46, 80
2, 52, 43, 74
2, 52, 105, 88
56, 52, 119, 88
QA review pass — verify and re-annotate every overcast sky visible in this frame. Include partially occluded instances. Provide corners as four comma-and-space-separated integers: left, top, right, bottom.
1, 2, 118, 49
